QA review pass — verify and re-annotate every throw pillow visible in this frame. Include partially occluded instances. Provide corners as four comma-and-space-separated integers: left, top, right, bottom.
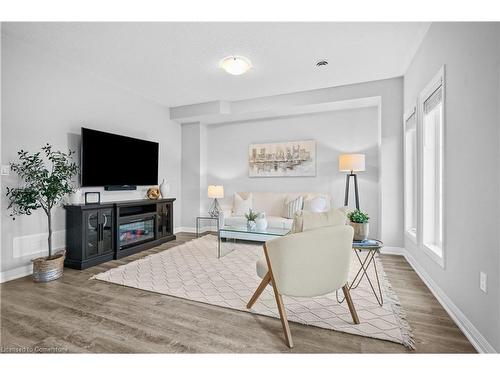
233, 193, 253, 216
291, 207, 347, 233
303, 194, 330, 213
283, 195, 304, 219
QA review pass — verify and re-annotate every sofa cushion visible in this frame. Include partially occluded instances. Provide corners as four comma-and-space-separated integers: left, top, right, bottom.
233, 192, 253, 216
303, 194, 331, 213
283, 195, 304, 219
224, 215, 293, 230
292, 207, 347, 233
235, 192, 332, 217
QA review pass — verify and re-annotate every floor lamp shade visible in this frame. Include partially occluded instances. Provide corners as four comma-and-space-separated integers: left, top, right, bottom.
339, 154, 365, 210
339, 154, 366, 172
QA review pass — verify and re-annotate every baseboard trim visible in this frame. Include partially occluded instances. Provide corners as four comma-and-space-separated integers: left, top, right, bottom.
0, 264, 32, 283
175, 226, 216, 234
380, 246, 404, 256
403, 249, 496, 353
175, 226, 196, 234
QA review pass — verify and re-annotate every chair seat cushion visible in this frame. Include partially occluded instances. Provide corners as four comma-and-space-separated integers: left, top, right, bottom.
256, 256, 269, 279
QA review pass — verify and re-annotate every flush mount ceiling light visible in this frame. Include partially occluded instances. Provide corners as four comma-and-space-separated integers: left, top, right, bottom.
219, 55, 252, 75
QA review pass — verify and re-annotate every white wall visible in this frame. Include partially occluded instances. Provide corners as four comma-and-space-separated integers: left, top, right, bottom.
404, 22, 500, 351
180, 77, 404, 246
1, 33, 182, 277
181, 122, 201, 227
204, 108, 380, 237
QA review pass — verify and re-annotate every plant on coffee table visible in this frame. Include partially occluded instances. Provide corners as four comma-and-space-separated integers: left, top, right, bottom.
245, 209, 258, 230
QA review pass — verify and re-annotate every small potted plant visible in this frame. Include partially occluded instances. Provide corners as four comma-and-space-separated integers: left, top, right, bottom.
245, 209, 258, 231
347, 209, 370, 241
6, 144, 79, 282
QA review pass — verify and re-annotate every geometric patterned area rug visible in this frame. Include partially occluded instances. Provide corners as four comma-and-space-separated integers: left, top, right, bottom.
92, 235, 414, 349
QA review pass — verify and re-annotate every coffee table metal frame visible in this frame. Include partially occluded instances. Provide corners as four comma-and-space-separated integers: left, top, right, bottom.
217, 225, 290, 258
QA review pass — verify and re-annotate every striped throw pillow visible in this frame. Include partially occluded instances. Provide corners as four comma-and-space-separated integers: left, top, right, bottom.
283, 196, 304, 219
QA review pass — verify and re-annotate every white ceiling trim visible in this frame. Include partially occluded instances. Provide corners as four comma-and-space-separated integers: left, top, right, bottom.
171, 96, 381, 125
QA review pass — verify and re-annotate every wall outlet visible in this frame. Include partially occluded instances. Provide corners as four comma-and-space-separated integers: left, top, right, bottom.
1, 165, 10, 176
480, 271, 487, 293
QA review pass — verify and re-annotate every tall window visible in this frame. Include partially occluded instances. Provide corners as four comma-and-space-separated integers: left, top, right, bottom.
404, 108, 417, 240
420, 67, 444, 264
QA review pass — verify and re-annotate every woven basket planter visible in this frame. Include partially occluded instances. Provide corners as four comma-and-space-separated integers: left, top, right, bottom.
32, 250, 66, 283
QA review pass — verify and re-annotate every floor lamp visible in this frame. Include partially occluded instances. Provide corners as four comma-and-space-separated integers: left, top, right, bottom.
339, 154, 365, 210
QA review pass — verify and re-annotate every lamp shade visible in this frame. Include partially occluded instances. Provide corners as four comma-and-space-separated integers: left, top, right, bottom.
207, 185, 224, 199
339, 154, 366, 172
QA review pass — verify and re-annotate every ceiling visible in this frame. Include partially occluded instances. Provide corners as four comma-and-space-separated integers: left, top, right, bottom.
2, 22, 430, 107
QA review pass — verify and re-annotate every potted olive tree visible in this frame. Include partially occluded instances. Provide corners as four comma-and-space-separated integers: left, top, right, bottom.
6, 144, 78, 282
347, 209, 370, 241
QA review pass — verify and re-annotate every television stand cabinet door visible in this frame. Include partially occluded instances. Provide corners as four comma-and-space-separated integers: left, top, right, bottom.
156, 201, 173, 239
64, 204, 115, 269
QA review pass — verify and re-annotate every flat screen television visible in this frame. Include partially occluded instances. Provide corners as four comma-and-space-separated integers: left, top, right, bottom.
81, 127, 159, 189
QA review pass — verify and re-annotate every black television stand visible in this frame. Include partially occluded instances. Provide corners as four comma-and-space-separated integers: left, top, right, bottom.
64, 198, 176, 269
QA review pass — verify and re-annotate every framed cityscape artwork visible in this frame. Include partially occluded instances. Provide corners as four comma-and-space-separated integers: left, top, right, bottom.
248, 140, 316, 177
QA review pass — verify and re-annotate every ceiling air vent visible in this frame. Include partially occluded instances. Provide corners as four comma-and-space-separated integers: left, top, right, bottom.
315, 59, 328, 67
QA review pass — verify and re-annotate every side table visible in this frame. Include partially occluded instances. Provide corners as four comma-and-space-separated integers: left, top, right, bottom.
337, 239, 384, 306
196, 216, 220, 237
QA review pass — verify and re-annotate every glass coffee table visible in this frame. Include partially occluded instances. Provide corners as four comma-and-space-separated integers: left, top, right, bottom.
217, 225, 290, 258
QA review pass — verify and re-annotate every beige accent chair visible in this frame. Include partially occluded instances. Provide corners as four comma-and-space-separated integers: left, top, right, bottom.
246, 224, 359, 348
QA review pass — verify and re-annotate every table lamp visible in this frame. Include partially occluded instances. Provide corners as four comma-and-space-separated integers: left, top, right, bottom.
207, 185, 224, 217
339, 154, 365, 210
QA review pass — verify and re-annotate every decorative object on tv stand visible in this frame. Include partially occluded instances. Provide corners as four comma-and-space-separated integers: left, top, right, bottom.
85, 192, 101, 205
159, 178, 170, 198
248, 140, 316, 177
255, 212, 268, 231
207, 185, 224, 217
68, 188, 82, 204
347, 209, 370, 241
245, 209, 258, 230
339, 153, 365, 210
6, 144, 78, 282
146, 186, 161, 200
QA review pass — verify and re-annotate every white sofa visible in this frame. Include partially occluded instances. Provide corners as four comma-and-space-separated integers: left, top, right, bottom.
220, 192, 332, 232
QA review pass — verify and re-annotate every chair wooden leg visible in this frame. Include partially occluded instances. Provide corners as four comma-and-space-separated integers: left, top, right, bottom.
246, 271, 271, 309
262, 243, 293, 348
270, 278, 294, 348
342, 284, 360, 325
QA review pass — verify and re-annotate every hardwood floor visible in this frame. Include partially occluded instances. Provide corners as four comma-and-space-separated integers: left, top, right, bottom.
0, 233, 476, 353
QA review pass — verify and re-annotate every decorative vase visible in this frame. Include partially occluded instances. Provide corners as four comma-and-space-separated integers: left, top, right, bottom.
350, 222, 369, 241
32, 250, 66, 283
255, 212, 268, 231
247, 220, 256, 231
159, 178, 170, 198
68, 188, 82, 205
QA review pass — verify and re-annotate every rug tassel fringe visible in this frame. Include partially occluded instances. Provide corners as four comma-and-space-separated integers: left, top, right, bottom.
376, 257, 416, 350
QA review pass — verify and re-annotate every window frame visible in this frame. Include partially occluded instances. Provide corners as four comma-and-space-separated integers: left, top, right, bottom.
418, 65, 446, 269
403, 106, 418, 245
